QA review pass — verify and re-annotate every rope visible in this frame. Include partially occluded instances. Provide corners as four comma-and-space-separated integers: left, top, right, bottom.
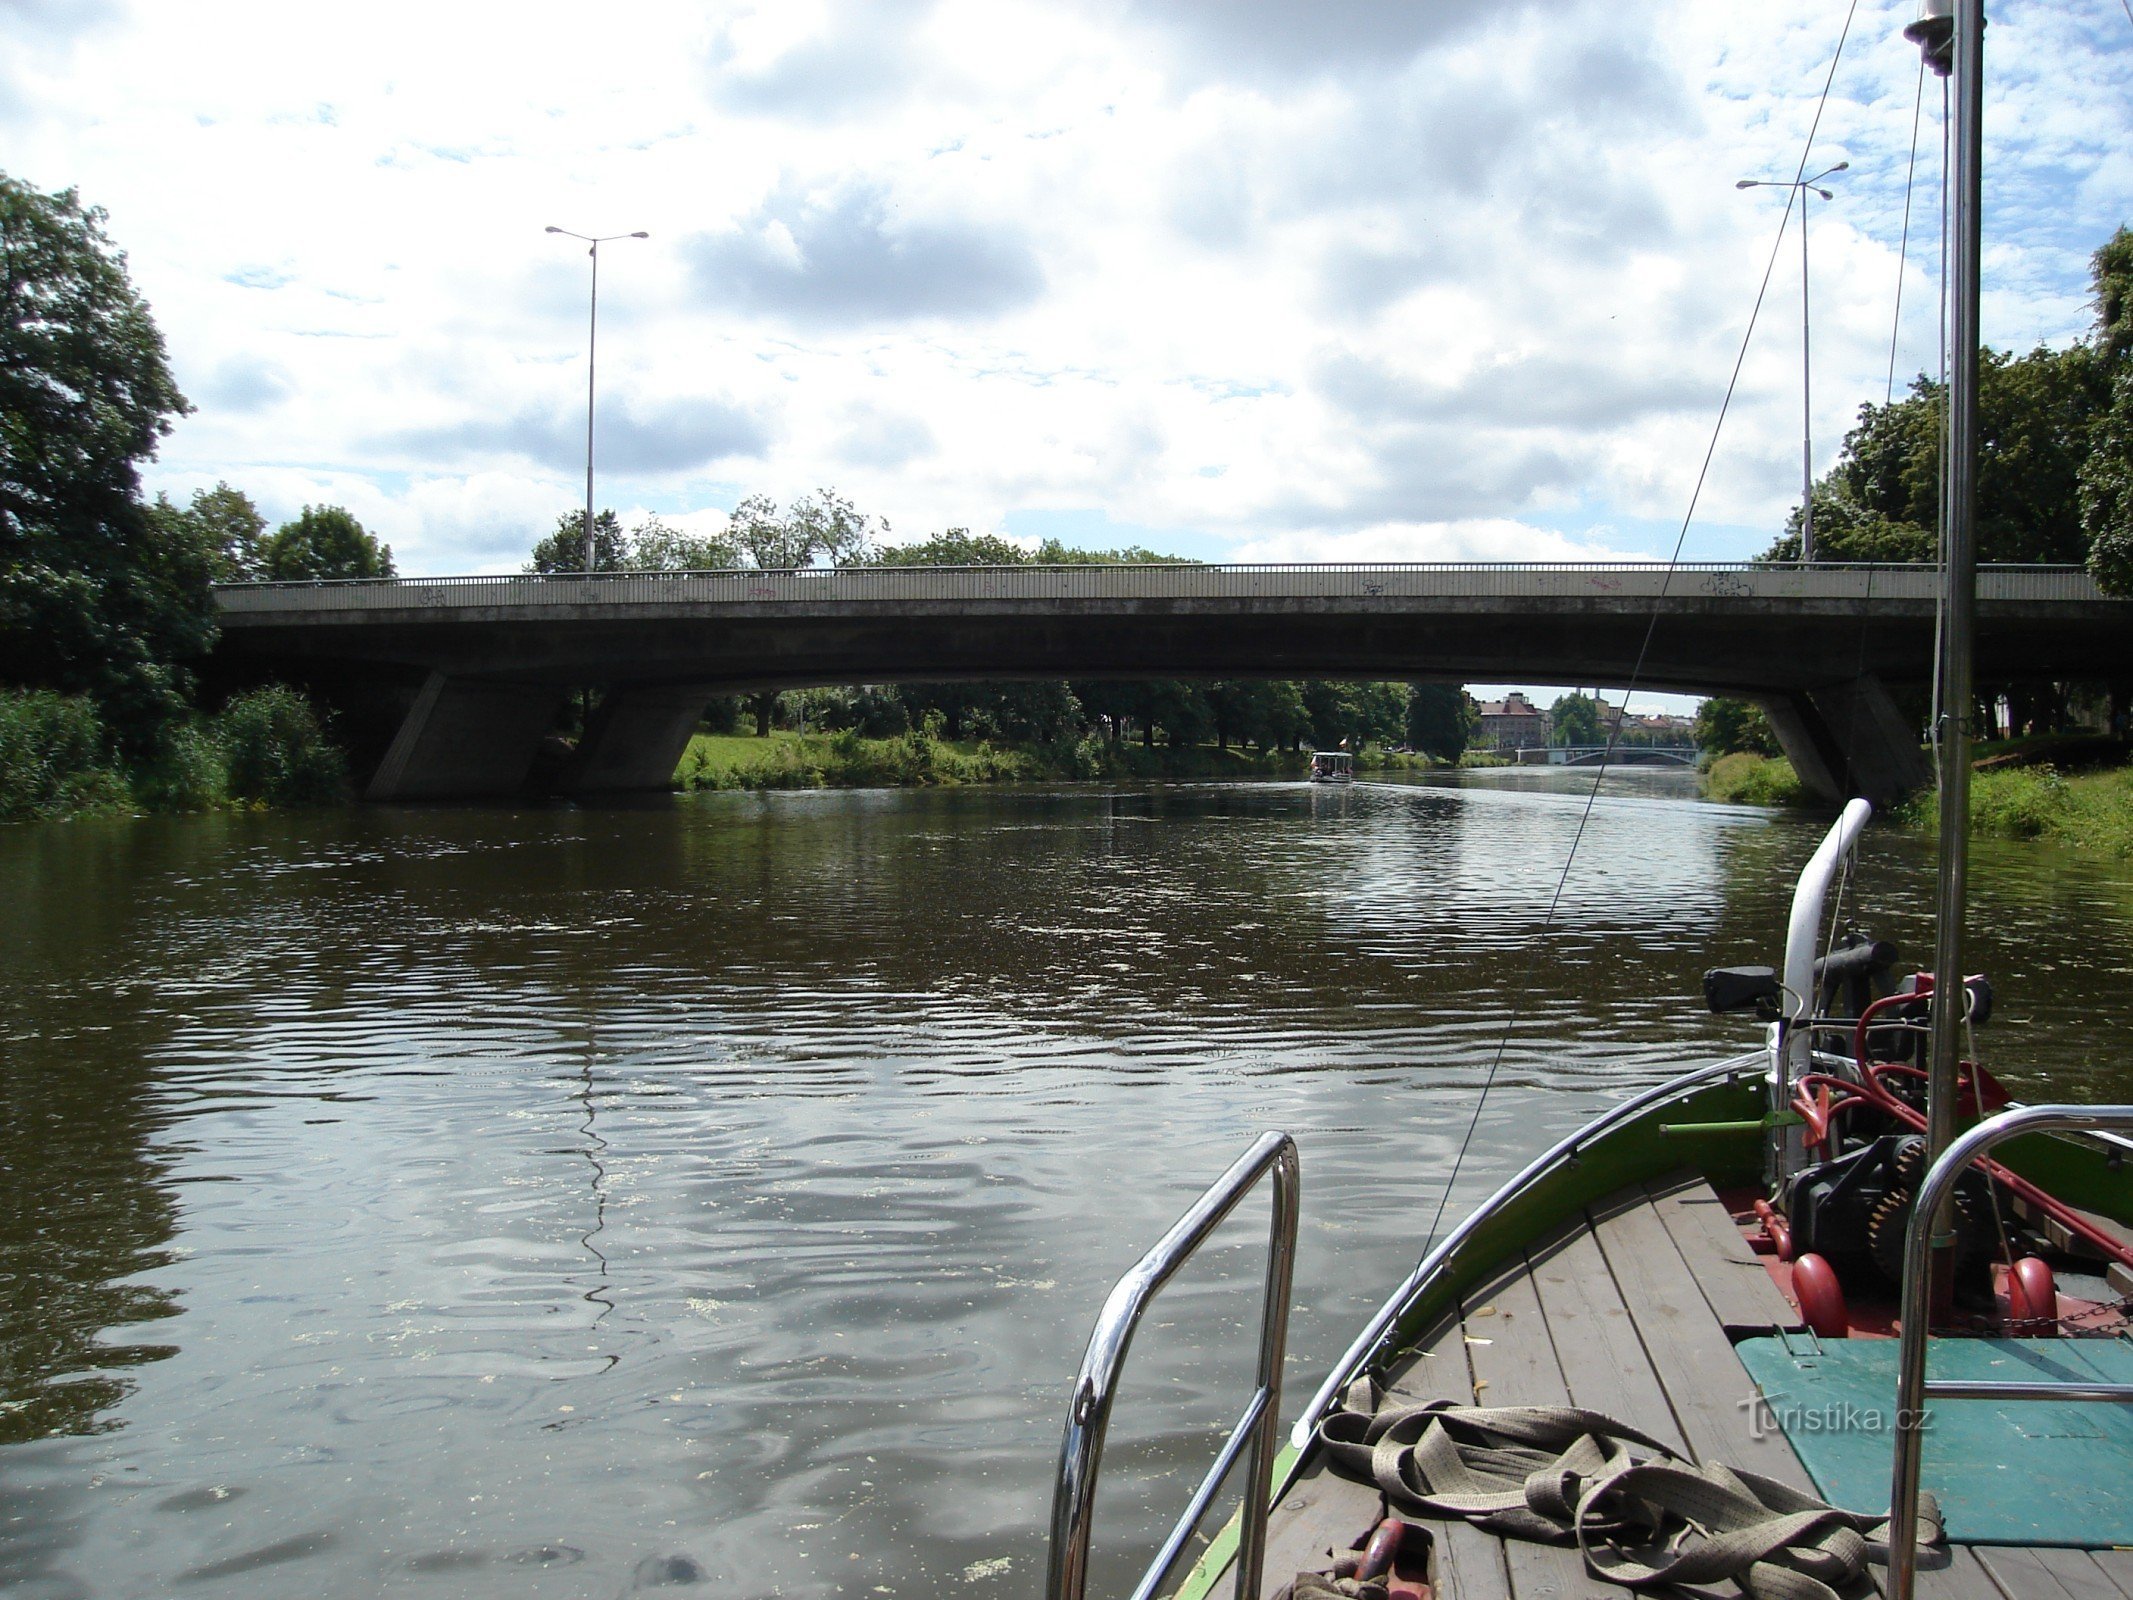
1888, 54, 1929, 404
1315, 1399, 1942, 1600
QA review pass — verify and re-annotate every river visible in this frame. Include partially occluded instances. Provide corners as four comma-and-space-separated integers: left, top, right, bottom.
4, 771, 2131, 1599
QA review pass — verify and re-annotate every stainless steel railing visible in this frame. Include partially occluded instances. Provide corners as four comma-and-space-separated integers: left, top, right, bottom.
1047, 1131, 1301, 1600
1886, 1105, 2133, 1600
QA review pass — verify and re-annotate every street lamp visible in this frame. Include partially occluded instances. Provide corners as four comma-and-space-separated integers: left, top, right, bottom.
1737, 163, 1847, 563
546, 226, 650, 573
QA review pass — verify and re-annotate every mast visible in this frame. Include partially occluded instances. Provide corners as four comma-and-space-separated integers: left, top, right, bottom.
1910, 0, 1980, 1300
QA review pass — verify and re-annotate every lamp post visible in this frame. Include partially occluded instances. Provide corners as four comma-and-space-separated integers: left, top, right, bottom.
545, 226, 649, 573
1737, 164, 1847, 563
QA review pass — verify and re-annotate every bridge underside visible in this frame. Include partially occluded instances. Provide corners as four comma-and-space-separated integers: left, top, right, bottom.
214, 584, 2127, 808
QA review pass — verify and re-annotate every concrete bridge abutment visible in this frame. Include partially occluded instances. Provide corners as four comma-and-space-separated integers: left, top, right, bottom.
1758, 674, 1931, 809
365, 672, 566, 802
569, 686, 713, 794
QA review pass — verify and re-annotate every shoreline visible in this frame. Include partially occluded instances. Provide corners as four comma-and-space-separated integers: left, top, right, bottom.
1698, 748, 2133, 856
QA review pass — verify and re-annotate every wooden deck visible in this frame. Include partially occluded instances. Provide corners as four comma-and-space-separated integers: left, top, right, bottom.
1248, 1173, 2133, 1600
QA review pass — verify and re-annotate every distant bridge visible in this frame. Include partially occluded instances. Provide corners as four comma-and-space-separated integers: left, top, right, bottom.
1513, 745, 1700, 768
209, 561, 2132, 806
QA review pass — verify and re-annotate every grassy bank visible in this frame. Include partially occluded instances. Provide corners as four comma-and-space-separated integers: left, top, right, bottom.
0, 685, 347, 823
1699, 751, 1809, 807
1700, 744, 2133, 857
676, 728, 1469, 791
1898, 762, 2133, 856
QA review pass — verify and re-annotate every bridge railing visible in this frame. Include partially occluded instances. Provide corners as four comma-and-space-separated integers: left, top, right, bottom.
212, 562, 2108, 614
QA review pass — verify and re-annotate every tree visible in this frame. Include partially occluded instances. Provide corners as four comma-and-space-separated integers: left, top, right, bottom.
626, 514, 740, 571
1550, 693, 1603, 747
259, 504, 395, 580
528, 508, 626, 574
1764, 344, 2109, 566
729, 488, 882, 570
149, 482, 266, 582
1, 172, 209, 755
872, 528, 1031, 566
2094, 225, 2133, 371
1405, 684, 1478, 762
1693, 695, 1780, 757
2084, 372, 2133, 596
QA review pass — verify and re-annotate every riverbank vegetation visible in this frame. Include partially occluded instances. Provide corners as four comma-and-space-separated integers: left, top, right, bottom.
1, 172, 386, 823
675, 724, 1453, 793
1699, 751, 1809, 808
0, 684, 346, 822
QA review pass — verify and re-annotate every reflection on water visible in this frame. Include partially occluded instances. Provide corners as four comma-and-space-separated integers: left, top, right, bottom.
2, 771, 2131, 1597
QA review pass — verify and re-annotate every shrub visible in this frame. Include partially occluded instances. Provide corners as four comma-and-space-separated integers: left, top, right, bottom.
134, 721, 226, 811
1701, 752, 1809, 807
216, 685, 346, 806
0, 691, 130, 821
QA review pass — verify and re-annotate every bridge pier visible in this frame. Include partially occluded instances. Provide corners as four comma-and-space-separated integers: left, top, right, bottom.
1759, 674, 1930, 809
365, 672, 565, 802
570, 685, 710, 794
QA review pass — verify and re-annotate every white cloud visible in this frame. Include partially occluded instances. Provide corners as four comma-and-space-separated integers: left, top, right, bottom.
4, 0, 2120, 576
1232, 518, 1648, 565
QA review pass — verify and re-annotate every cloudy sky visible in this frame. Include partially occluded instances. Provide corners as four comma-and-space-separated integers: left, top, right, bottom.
7, 0, 2130, 579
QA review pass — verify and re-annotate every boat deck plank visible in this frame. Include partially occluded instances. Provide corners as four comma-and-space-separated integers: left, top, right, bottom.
1408, 1314, 1513, 1600
1236, 1175, 2103, 1600
1254, 1451, 1385, 1593
1523, 1220, 1690, 1457
2083, 1550, 2133, 1599
1643, 1173, 1807, 1335
1458, 1259, 1621, 1600
1588, 1185, 1819, 1494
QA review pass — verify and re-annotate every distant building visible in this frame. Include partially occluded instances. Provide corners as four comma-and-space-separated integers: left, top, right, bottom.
1476, 691, 1550, 750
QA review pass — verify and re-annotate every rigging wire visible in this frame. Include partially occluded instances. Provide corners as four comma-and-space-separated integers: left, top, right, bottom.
1888, 54, 1930, 404
1418, 0, 1866, 1255
1929, 71, 1952, 790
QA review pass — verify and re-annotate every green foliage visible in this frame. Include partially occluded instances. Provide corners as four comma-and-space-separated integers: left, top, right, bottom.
675, 728, 1305, 792
260, 504, 394, 581
872, 528, 1033, 566
1, 172, 212, 757
1764, 345, 2110, 566
1405, 684, 1478, 762
1700, 752, 1809, 807
730, 488, 881, 569
156, 482, 267, 581
2083, 371, 2133, 596
215, 684, 346, 806
1693, 695, 1781, 758
0, 690, 128, 821
528, 508, 626, 574
1297, 679, 1404, 751
1031, 538, 1187, 565
2095, 225, 2133, 371
132, 721, 225, 811
1549, 692, 1604, 746
626, 514, 741, 571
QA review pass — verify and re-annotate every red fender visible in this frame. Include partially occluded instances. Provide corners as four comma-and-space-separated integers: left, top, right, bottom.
2008, 1257, 2058, 1332
1791, 1252, 1849, 1338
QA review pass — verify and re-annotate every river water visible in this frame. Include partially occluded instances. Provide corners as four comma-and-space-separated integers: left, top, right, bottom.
4, 771, 2131, 1599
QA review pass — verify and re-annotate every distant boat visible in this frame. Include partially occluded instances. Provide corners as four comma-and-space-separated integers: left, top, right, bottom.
1308, 751, 1353, 784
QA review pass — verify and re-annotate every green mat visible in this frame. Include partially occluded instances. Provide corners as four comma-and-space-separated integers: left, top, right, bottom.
1734, 1334, 2133, 1546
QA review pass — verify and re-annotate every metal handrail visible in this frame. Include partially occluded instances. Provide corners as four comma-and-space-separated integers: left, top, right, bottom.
1887, 1104, 2133, 1600
1047, 1131, 1301, 1600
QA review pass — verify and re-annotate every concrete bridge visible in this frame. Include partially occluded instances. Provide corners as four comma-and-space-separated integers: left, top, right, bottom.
1514, 745, 1700, 768
209, 562, 2132, 806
